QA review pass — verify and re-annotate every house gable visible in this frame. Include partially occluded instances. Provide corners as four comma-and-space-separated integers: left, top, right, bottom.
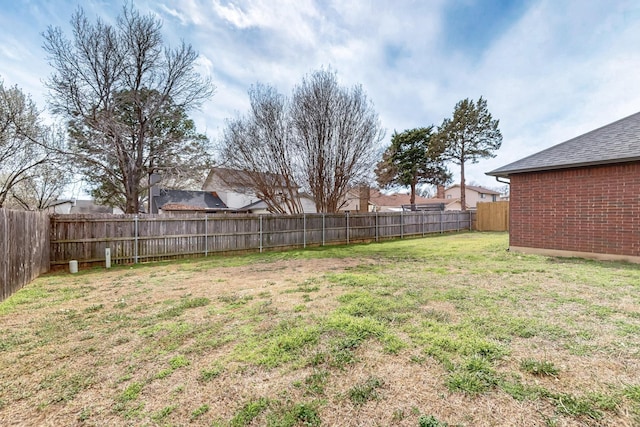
203, 167, 305, 212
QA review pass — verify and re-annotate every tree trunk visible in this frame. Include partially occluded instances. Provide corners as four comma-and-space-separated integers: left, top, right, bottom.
410, 179, 416, 206
125, 190, 138, 214
125, 170, 139, 214
460, 161, 466, 212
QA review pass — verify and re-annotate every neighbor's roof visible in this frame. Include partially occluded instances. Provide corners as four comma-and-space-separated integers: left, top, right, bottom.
487, 111, 640, 177
369, 189, 433, 207
154, 190, 228, 212
446, 184, 500, 195
239, 200, 269, 211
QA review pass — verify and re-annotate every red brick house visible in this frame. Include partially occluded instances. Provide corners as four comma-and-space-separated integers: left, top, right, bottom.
487, 112, 640, 263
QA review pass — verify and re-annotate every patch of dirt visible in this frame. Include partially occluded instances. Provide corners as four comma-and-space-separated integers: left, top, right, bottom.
1, 251, 639, 427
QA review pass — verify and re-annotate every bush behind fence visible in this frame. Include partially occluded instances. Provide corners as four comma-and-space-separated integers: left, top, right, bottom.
50, 211, 474, 267
0, 208, 50, 302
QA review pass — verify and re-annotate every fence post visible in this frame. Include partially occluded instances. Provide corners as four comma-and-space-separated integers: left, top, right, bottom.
134, 215, 139, 264
303, 214, 306, 248
469, 211, 473, 231
457, 213, 460, 231
400, 210, 404, 239
346, 212, 349, 245
322, 214, 325, 246
422, 210, 425, 236
204, 215, 208, 256
2, 211, 7, 299
440, 211, 443, 234
375, 211, 378, 242
259, 215, 263, 253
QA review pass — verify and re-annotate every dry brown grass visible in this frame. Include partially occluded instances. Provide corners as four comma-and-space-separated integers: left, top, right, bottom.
1, 232, 640, 426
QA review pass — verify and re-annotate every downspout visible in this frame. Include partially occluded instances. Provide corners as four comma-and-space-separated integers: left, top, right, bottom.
495, 176, 511, 243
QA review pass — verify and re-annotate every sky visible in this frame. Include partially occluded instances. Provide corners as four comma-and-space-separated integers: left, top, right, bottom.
1, 0, 640, 196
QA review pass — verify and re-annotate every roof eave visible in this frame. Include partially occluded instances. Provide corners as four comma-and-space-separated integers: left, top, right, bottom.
486, 156, 640, 177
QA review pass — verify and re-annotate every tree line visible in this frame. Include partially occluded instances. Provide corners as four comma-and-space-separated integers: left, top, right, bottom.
221, 81, 502, 213
376, 97, 502, 211
0, 3, 501, 214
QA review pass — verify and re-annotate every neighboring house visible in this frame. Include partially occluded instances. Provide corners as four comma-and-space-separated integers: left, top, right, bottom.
292, 193, 318, 214
443, 184, 501, 210
202, 167, 262, 210
340, 187, 460, 212
364, 189, 448, 212
423, 185, 463, 211
45, 199, 123, 214
487, 111, 640, 263
152, 189, 231, 214
237, 200, 271, 215
421, 197, 464, 211
369, 190, 432, 212
370, 189, 427, 212
202, 167, 317, 213
44, 199, 75, 214
339, 186, 374, 212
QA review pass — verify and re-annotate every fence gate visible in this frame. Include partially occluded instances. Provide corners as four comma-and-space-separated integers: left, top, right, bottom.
476, 201, 509, 231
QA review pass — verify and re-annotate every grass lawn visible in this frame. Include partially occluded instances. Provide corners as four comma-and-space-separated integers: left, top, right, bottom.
1, 232, 640, 426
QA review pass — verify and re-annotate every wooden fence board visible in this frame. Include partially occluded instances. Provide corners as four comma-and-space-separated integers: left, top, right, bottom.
0, 208, 50, 302
49, 211, 475, 268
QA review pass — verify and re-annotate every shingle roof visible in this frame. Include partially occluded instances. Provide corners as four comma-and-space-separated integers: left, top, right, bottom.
154, 190, 228, 212
240, 200, 269, 210
487, 111, 640, 177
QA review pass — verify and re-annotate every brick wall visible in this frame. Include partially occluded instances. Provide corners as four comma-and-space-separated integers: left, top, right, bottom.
510, 162, 640, 257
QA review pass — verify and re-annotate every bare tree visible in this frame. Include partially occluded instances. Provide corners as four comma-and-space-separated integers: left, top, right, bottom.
219, 69, 383, 213
6, 125, 72, 210
43, 4, 214, 213
291, 69, 384, 213
0, 81, 50, 208
220, 84, 303, 214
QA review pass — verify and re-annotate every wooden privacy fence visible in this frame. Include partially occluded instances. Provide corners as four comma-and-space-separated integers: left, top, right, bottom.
476, 201, 509, 231
0, 208, 50, 302
50, 211, 474, 268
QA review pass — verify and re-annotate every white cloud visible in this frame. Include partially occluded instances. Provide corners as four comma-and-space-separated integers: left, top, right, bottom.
159, 5, 189, 25
157, 0, 209, 26
211, 1, 255, 28
211, 0, 319, 46
2, 0, 640, 191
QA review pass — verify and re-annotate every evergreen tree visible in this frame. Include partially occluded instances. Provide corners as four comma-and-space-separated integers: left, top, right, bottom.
437, 97, 502, 211
375, 127, 450, 205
